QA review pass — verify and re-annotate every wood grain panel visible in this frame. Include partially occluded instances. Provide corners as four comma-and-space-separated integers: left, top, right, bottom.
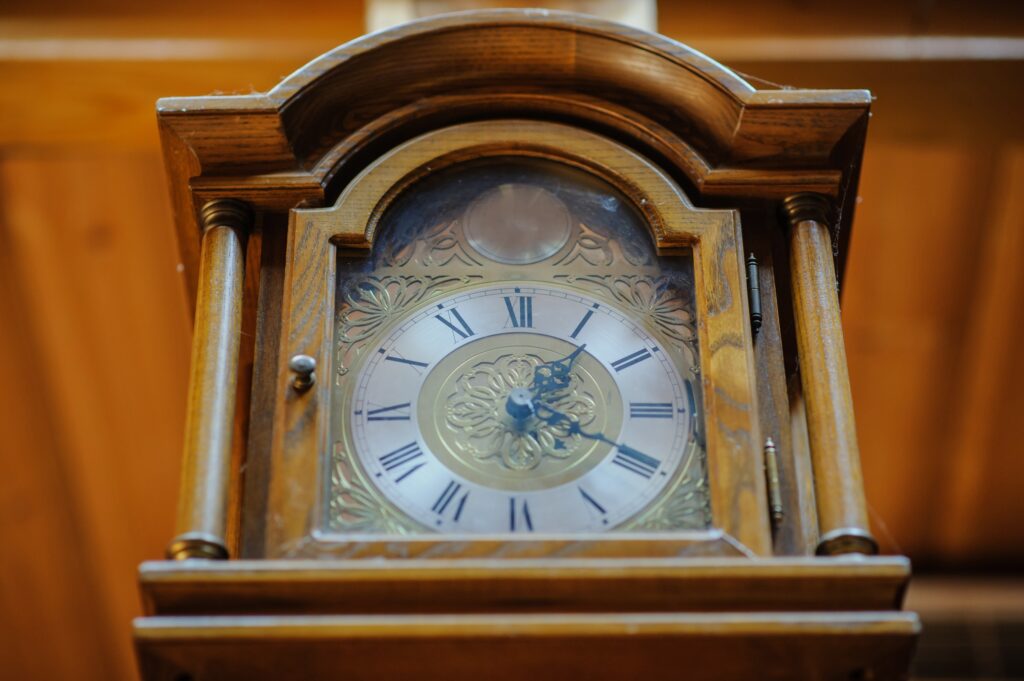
843, 144, 995, 559
0, 191, 113, 680
0, 59, 311, 150
938, 145, 1024, 564
0, 153, 192, 680
658, 0, 1024, 37
0, 9, 365, 150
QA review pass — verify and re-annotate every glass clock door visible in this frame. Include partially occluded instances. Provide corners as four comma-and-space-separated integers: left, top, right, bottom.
326, 158, 709, 536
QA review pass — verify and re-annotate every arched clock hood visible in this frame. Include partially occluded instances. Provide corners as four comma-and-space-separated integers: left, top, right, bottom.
158, 9, 870, 305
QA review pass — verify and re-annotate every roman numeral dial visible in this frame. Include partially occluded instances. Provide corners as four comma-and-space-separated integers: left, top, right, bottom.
346, 283, 701, 535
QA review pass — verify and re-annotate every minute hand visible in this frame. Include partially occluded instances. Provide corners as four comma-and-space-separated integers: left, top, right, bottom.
534, 400, 662, 478
531, 343, 586, 400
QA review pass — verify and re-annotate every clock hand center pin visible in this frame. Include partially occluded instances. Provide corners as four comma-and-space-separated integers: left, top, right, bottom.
506, 343, 586, 436
505, 387, 536, 422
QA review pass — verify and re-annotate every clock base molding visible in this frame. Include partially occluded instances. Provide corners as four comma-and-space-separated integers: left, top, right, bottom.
138, 557, 911, 616
136, 613, 916, 681
134, 557, 918, 680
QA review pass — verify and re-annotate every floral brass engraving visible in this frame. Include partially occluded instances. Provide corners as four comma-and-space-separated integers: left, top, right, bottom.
623, 469, 711, 530
552, 220, 653, 269
557, 273, 698, 366
379, 219, 483, 268
328, 444, 422, 534
443, 352, 598, 471
335, 273, 479, 376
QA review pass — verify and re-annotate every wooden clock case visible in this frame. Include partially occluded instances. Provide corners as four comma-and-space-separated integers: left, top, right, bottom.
135, 10, 918, 680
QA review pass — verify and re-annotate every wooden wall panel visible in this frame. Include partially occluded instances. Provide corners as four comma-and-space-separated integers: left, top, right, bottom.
842, 144, 997, 559
937, 146, 1024, 563
0, 7, 366, 679
0, 203, 113, 680
0, 59, 307, 150
717, 56, 1024, 566
0, 2, 1022, 680
0, 153, 192, 680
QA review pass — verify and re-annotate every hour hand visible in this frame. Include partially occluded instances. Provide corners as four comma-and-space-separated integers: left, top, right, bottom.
531, 343, 586, 398
533, 399, 613, 448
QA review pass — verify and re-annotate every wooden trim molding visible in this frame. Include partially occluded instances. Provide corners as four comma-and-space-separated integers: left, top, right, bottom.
135, 610, 918, 681
138, 556, 912, 616
155, 9, 870, 307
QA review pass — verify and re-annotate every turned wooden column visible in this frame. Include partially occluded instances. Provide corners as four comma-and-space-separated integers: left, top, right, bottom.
167, 199, 252, 560
783, 193, 878, 556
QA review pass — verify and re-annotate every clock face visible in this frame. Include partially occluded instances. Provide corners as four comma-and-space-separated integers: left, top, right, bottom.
327, 157, 709, 536
350, 284, 696, 533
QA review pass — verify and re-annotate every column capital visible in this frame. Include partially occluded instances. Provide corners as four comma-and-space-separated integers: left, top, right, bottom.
781, 192, 834, 227
199, 198, 253, 233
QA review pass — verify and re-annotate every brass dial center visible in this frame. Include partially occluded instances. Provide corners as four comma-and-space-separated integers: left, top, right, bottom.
417, 333, 623, 492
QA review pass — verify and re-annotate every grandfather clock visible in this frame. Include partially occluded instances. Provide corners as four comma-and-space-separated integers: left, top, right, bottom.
135, 10, 918, 680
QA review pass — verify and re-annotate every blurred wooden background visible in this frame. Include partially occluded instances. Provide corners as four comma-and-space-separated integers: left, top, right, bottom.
0, 1, 1022, 679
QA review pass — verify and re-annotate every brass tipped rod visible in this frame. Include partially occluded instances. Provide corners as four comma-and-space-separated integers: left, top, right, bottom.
783, 193, 878, 556
167, 200, 252, 560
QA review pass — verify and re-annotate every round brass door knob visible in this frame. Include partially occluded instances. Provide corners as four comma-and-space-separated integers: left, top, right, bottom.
289, 354, 316, 392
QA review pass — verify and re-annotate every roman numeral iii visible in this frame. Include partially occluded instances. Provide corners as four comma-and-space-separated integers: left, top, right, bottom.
629, 402, 673, 418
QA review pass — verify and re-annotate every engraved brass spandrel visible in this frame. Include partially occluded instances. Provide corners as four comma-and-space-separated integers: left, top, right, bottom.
555, 273, 699, 367
334, 274, 480, 377
328, 442, 424, 535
